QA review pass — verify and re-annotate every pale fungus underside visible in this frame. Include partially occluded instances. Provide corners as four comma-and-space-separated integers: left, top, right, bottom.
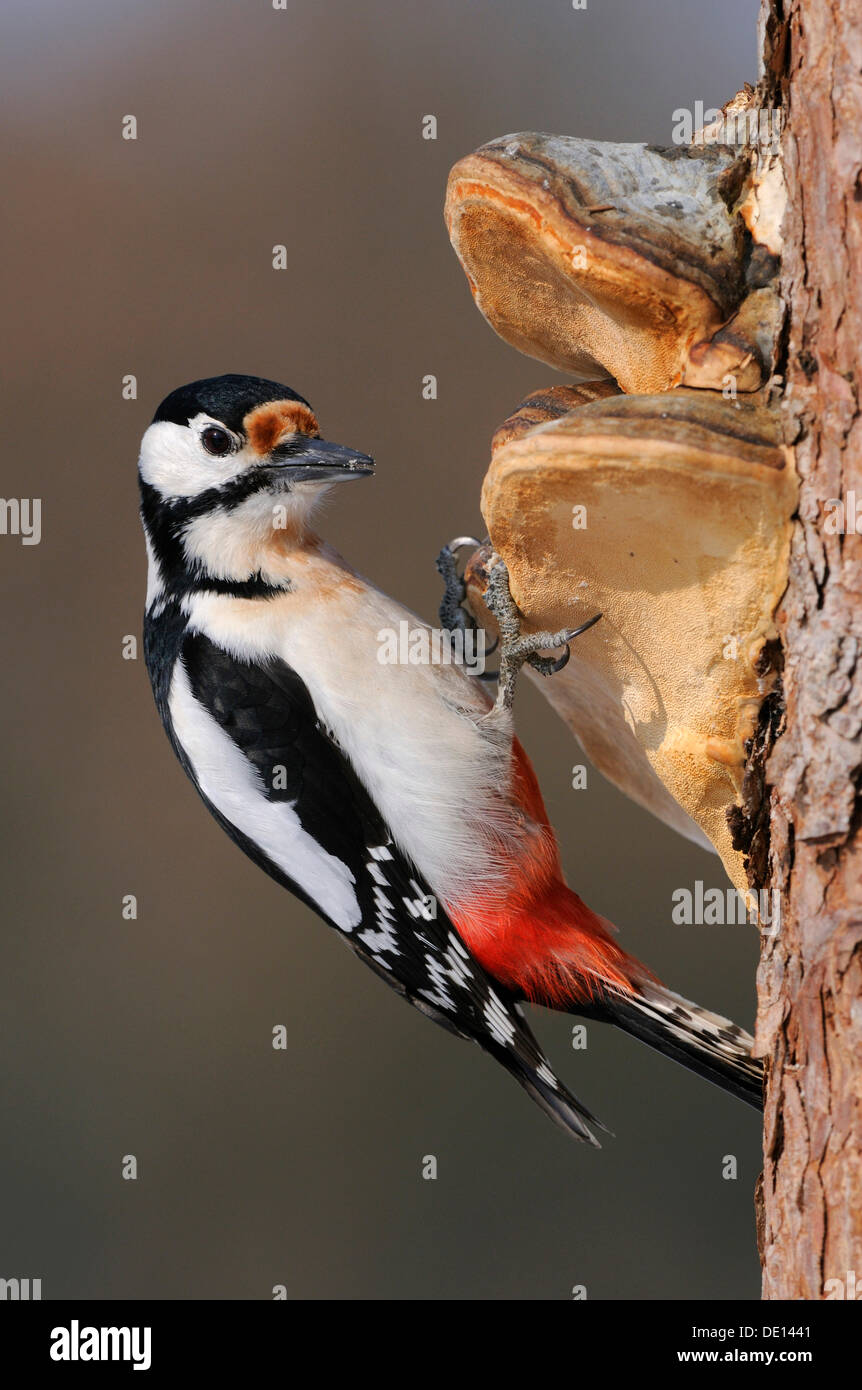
446, 133, 795, 891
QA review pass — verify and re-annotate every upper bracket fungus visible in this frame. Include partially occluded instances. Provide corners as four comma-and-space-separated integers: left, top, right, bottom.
461, 387, 796, 892
445, 133, 780, 394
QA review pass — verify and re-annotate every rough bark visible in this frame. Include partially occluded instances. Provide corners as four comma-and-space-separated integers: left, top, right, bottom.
756, 0, 862, 1300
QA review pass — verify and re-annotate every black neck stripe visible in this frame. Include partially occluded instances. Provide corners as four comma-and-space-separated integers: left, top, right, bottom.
189, 573, 291, 599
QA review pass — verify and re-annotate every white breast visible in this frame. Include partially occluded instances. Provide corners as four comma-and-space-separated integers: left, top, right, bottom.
182, 569, 526, 912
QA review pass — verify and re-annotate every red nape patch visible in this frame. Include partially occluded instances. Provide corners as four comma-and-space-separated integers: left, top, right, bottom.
244, 400, 320, 455
450, 735, 650, 1008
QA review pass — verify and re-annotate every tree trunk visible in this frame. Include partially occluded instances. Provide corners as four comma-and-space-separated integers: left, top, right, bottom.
756, 0, 862, 1300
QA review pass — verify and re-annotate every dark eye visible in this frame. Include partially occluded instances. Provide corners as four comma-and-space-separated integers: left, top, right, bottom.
201, 425, 233, 457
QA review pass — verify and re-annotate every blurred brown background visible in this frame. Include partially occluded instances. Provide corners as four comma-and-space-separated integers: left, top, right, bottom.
1, 0, 764, 1299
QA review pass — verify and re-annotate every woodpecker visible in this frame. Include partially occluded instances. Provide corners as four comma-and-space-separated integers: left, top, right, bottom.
139, 373, 762, 1145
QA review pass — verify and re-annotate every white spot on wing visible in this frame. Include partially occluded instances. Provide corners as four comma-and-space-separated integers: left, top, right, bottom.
535, 1061, 558, 1090
483, 989, 516, 1046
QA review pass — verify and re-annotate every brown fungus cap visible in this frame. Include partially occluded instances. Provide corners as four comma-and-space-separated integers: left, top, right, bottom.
491, 380, 622, 453
445, 134, 766, 394
465, 388, 797, 890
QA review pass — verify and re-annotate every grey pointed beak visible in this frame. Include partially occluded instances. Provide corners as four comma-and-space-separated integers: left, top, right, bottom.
267, 436, 375, 482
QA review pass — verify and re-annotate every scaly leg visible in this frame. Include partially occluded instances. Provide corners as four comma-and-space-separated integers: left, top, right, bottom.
484, 555, 601, 713
435, 537, 481, 635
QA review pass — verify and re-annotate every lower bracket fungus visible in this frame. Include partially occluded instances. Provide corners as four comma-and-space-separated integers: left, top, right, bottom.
461, 388, 796, 892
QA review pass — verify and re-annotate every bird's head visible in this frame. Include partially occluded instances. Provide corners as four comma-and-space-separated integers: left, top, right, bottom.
139, 374, 374, 596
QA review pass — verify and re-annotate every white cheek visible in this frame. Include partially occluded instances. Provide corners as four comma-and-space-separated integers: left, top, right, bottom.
138, 420, 248, 499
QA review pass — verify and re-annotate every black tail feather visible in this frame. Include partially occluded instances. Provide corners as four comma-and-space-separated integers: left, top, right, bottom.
584, 981, 764, 1111
504, 1051, 612, 1147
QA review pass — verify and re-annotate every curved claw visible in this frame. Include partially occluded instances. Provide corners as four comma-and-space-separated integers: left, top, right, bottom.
526, 612, 601, 677
528, 644, 572, 678
445, 535, 484, 555
566, 612, 603, 640
435, 537, 483, 584
549, 644, 571, 674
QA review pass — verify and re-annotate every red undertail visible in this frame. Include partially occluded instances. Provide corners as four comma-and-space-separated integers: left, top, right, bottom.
450, 738, 651, 1008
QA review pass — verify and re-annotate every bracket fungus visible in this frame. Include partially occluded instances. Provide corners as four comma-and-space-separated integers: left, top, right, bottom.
462, 389, 796, 891
445, 133, 780, 395
445, 127, 796, 889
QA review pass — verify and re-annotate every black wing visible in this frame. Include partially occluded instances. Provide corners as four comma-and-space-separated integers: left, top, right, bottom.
171, 629, 605, 1144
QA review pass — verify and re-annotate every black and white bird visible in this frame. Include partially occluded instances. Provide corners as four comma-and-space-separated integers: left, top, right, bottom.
139, 373, 762, 1145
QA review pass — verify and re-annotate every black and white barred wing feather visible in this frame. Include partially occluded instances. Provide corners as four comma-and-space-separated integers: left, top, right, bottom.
169, 631, 605, 1144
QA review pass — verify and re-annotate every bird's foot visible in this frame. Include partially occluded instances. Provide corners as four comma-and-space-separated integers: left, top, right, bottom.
436, 537, 500, 680
435, 536, 483, 634
485, 556, 602, 713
